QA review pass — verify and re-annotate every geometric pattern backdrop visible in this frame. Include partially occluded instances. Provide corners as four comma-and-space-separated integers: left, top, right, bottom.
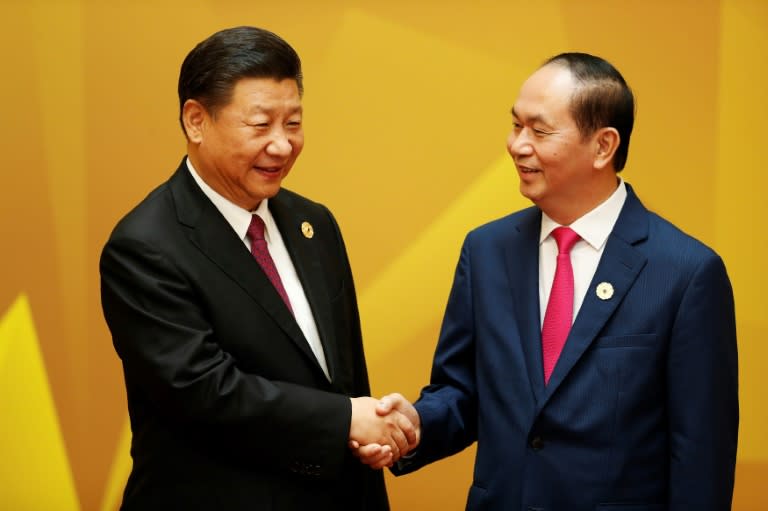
1, 1, 766, 509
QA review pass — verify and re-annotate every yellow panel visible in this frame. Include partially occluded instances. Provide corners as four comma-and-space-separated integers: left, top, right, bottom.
27, 0, 93, 475
0, 295, 80, 510
99, 420, 131, 511
28, 0, 89, 383
733, 461, 768, 510
360, 154, 528, 361
1, 1, 764, 509
716, 0, 768, 462
298, 5, 567, 287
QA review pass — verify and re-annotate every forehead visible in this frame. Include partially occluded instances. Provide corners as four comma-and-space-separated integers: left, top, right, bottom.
512, 64, 576, 123
229, 77, 302, 110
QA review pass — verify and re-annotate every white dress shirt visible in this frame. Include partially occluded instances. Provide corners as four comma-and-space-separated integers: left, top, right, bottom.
186, 159, 330, 380
538, 179, 628, 327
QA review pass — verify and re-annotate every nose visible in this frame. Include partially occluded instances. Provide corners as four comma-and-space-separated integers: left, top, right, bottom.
266, 131, 292, 157
507, 128, 533, 158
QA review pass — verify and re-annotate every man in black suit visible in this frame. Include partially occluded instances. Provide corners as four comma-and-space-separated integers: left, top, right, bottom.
100, 26, 415, 510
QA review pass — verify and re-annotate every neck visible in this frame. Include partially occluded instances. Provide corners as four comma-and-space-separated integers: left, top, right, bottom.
541, 174, 619, 225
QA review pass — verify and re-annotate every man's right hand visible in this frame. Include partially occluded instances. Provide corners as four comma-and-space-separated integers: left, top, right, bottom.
349, 393, 421, 469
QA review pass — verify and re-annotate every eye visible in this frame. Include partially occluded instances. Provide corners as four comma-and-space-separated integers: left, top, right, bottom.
244, 115, 270, 128
533, 128, 552, 136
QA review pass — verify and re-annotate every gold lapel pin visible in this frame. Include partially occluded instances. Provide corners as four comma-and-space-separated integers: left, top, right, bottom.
301, 221, 314, 239
596, 282, 614, 300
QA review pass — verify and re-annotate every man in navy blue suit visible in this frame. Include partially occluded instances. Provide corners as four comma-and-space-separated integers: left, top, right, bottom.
358, 53, 738, 510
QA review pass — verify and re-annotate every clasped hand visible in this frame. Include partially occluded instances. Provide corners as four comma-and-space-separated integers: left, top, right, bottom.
348, 393, 420, 469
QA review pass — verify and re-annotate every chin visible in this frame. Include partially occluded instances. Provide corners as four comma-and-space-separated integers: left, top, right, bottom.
257, 187, 281, 200
519, 184, 540, 203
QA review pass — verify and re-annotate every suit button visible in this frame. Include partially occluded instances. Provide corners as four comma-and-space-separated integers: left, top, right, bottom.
530, 436, 544, 450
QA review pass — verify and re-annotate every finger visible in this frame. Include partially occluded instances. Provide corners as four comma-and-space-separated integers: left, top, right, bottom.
370, 451, 394, 470
356, 443, 383, 458
394, 412, 417, 450
375, 396, 394, 416
357, 445, 390, 467
350, 440, 376, 459
384, 431, 402, 461
391, 393, 420, 427
389, 423, 408, 458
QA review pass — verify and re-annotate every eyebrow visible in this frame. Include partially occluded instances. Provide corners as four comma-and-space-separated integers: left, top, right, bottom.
247, 104, 303, 115
510, 107, 553, 128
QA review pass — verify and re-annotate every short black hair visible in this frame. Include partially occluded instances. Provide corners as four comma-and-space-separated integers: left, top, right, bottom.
544, 52, 635, 171
178, 26, 303, 135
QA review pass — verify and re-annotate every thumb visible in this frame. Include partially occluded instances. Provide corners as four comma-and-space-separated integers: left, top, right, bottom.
375, 395, 395, 416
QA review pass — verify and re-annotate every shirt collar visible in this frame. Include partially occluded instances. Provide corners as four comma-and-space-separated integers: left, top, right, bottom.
539, 178, 627, 250
186, 157, 273, 242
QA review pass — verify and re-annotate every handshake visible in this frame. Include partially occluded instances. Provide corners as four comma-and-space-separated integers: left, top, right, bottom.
348, 393, 420, 470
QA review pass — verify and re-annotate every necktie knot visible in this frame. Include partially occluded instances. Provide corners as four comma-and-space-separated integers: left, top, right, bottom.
248, 214, 266, 241
551, 226, 580, 255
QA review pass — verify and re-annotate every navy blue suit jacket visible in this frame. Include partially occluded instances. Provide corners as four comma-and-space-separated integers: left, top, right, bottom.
395, 184, 738, 511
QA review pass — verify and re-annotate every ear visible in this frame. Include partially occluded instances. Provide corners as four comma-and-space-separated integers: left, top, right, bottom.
182, 99, 207, 144
593, 127, 620, 170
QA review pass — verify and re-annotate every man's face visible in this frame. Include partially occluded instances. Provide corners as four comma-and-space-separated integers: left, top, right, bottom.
506, 64, 598, 220
191, 77, 304, 211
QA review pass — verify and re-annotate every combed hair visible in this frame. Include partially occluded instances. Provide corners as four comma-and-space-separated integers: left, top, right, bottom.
177, 26, 303, 135
544, 53, 635, 171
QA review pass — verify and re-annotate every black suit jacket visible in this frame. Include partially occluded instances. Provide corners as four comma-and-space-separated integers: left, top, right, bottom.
100, 158, 388, 510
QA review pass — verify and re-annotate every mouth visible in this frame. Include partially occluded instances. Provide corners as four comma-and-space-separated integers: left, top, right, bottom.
516, 164, 540, 174
253, 165, 284, 175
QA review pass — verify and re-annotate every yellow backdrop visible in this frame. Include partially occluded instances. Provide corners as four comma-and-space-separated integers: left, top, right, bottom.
1, 1, 766, 510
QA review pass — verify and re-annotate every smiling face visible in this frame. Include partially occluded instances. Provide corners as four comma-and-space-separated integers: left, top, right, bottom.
507, 63, 616, 224
184, 77, 304, 211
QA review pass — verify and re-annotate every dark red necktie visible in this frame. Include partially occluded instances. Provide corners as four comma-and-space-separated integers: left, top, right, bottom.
247, 215, 293, 313
541, 226, 580, 384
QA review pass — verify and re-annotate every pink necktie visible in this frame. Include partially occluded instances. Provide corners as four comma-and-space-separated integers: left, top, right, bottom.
541, 226, 580, 384
247, 215, 293, 314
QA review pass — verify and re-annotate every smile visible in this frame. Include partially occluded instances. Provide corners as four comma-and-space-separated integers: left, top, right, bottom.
254, 166, 283, 174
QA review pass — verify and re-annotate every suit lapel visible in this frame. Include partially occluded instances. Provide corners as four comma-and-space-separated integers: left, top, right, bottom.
270, 192, 338, 382
168, 164, 320, 372
505, 207, 547, 404
541, 185, 649, 403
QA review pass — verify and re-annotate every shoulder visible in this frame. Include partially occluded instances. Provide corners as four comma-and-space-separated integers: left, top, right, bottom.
272, 188, 343, 238
107, 180, 176, 244
644, 210, 720, 264
620, 184, 721, 267
622, 196, 726, 286
465, 205, 540, 242
273, 187, 330, 217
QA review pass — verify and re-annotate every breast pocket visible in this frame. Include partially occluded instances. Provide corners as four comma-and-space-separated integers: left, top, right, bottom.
590, 334, 663, 408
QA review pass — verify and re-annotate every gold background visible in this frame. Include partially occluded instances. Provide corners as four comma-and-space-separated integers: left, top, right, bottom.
0, 1, 765, 509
